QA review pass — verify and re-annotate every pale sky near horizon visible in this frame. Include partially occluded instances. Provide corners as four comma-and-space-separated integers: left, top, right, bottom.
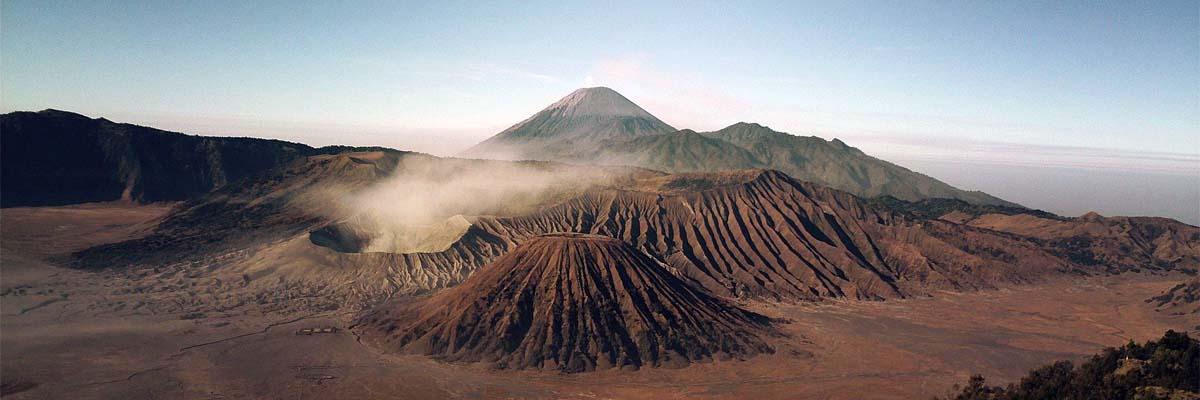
2, 1, 1198, 223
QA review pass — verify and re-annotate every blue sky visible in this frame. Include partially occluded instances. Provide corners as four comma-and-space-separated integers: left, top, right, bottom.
2, 1, 1197, 221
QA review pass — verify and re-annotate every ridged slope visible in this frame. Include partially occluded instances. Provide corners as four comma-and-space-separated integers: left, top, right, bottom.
358, 233, 776, 372
962, 212, 1200, 272
74, 155, 1200, 304
465, 170, 1062, 300
286, 169, 1077, 300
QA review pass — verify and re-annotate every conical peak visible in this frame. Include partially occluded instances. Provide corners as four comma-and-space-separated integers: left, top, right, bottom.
362, 230, 776, 372
573, 86, 619, 95
461, 87, 676, 156
543, 87, 658, 120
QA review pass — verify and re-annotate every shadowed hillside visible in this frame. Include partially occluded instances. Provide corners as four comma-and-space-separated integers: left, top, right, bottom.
0, 110, 399, 207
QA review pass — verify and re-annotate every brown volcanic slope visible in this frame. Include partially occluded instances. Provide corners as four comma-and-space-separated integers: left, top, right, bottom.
71, 145, 1200, 308
458, 170, 1068, 300
74, 151, 1200, 308
954, 211, 1200, 273
358, 233, 776, 372
71, 150, 664, 301
71, 150, 406, 269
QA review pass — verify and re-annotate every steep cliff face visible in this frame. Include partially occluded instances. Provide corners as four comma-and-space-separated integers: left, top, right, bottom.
0, 110, 321, 207
358, 233, 776, 372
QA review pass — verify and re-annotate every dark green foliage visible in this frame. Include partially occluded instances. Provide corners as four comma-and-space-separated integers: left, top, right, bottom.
871, 196, 1061, 221
942, 330, 1199, 400
313, 145, 407, 155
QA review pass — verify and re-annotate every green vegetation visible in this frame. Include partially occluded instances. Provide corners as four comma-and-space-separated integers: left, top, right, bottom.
942, 330, 1198, 400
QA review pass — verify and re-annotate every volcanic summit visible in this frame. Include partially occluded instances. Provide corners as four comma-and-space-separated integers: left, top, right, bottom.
460, 87, 676, 160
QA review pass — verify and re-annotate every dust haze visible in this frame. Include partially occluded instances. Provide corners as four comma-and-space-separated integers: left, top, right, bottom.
305, 155, 625, 253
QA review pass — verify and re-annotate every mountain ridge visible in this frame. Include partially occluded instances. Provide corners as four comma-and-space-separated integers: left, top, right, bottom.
461, 88, 1017, 206
0, 109, 407, 207
701, 122, 1015, 205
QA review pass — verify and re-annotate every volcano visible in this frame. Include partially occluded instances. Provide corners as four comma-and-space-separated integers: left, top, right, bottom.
460, 87, 676, 160
359, 233, 776, 372
459, 88, 1015, 206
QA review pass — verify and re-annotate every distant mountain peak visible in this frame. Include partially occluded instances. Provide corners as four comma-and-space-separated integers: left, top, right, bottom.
728, 121, 768, 130
541, 86, 660, 120
460, 87, 676, 159
717, 122, 789, 138
460, 91, 1015, 208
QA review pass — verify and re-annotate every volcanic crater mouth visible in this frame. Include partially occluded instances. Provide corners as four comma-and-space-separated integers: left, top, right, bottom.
309, 215, 473, 254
